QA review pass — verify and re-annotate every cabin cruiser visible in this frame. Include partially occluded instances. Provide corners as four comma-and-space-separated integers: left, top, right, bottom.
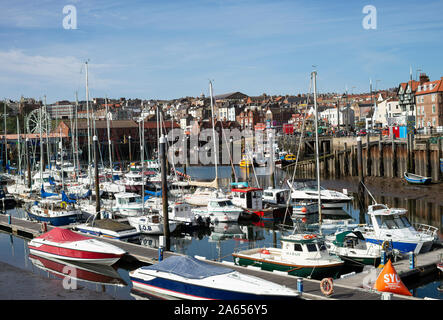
287, 179, 352, 209
183, 187, 219, 206
354, 204, 438, 254
192, 198, 244, 223
233, 232, 344, 279
112, 192, 147, 217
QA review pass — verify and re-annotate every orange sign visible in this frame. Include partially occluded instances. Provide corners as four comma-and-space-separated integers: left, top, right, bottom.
373, 259, 412, 296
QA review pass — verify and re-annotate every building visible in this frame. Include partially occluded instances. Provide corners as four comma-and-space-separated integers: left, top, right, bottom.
47, 101, 76, 119
319, 106, 355, 129
415, 76, 443, 128
374, 99, 401, 127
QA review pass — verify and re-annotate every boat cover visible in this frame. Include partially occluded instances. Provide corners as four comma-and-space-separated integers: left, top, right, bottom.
41, 186, 58, 198
35, 227, 92, 243
62, 191, 76, 204
68, 189, 91, 200
141, 255, 233, 279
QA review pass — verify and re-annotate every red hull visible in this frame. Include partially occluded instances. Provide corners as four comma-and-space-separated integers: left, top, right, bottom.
28, 243, 122, 261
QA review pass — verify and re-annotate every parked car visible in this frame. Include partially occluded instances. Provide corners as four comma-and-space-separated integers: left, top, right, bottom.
357, 129, 367, 136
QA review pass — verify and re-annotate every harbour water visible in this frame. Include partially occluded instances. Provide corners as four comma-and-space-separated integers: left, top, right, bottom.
0, 166, 442, 300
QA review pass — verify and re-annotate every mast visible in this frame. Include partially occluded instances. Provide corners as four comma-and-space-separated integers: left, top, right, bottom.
209, 80, 219, 188
17, 117, 21, 179
85, 61, 92, 188
106, 96, 113, 180
312, 70, 322, 226
75, 92, 80, 179
4, 99, 7, 172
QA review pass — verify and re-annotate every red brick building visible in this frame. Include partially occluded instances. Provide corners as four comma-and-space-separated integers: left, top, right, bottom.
415, 77, 443, 128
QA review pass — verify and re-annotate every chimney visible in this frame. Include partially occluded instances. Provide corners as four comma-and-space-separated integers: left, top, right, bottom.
419, 73, 430, 84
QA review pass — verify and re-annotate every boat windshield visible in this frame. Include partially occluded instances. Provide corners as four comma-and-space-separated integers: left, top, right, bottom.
375, 214, 411, 230
128, 197, 142, 203
210, 200, 233, 207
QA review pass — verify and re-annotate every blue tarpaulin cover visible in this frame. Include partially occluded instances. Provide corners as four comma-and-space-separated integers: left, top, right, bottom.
40, 186, 57, 198
141, 255, 233, 279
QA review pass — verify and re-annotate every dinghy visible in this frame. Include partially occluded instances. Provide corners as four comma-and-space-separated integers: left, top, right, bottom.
403, 172, 432, 185
28, 227, 126, 265
130, 255, 299, 300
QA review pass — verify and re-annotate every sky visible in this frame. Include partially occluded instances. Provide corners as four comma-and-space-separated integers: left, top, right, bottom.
1, 0, 443, 103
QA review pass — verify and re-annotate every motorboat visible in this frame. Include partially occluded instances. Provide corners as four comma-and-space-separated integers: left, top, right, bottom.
232, 232, 344, 279
287, 179, 352, 209
183, 187, 218, 206
113, 192, 146, 217
127, 212, 178, 235
130, 255, 299, 300
74, 217, 140, 241
354, 204, 437, 254
403, 172, 432, 185
28, 227, 126, 265
325, 230, 382, 266
192, 198, 244, 223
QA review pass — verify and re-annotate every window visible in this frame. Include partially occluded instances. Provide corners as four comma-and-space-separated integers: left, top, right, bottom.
293, 244, 303, 251
432, 94, 436, 102
432, 105, 436, 113
306, 243, 318, 252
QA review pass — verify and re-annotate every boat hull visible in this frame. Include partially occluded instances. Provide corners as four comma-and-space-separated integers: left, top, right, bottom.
130, 275, 297, 300
28, 244, 123, 265
364, 238, 432, 254
232, 254, 343, 279
404, 172, 432, 185
26, 210, 80, 226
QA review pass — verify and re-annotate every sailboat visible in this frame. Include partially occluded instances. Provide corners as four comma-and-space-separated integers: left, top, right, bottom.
184, 81, 225, 206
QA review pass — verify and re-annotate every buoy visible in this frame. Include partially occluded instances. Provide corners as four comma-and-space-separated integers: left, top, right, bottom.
301, 207, 307, 213
320, 278, 334, 296
261, 249, 270, 255
373, 259, 412, 296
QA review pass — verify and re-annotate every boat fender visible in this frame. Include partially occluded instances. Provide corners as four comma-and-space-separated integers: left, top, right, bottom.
320, 278, 334, 296
301, 207, 307, 213
41, 222, 47, 233
261, 249, 270, 255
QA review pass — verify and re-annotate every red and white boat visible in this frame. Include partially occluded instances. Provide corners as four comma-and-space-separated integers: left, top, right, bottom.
28, 228, 126, 265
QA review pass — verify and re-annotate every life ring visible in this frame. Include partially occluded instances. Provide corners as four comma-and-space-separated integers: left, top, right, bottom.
60, 201, 67, 209
320, 278, 334, 296
303, 234, 317, 240
381, 240, 390, 251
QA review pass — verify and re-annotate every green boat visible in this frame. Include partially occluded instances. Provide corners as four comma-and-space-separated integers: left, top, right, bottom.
325, 230, 382, 267
232, 233, 344, 280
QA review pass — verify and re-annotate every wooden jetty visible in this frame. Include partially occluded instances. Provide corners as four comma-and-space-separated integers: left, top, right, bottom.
2, 214, 441, 300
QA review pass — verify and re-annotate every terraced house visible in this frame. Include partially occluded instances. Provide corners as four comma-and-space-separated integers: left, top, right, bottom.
415, 76, 443, 128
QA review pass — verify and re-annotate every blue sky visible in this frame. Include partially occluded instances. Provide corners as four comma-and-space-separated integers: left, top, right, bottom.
1, 0, 443, 103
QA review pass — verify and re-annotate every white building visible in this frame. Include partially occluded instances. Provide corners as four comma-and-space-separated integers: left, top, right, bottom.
373, 99, 401, 127
319, 106, 354, 129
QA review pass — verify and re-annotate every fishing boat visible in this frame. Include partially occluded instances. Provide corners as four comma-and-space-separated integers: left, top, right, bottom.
130, 255, 299, 300
403, 172, 432, 185
325, 230, 382, 266
28, 227, 126, 265
192, 197, 244, 223
233, 232, 344, 279
355, 204, 437, 254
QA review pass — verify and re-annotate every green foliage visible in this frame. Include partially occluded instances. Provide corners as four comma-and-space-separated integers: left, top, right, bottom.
0, 102, 25, 134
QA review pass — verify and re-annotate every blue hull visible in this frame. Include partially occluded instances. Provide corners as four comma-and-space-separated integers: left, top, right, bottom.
404, 173, 431, 185
365, 238, 418, 254
27, 211, 79, 226
131, 275, 297, 300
